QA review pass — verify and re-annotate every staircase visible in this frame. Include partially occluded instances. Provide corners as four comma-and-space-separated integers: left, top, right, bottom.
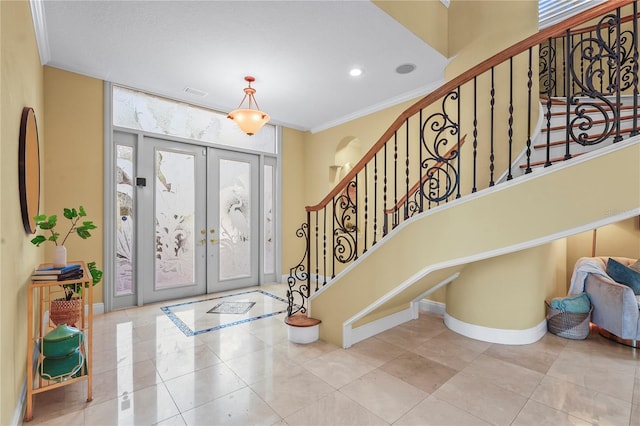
287, 0, 640, 347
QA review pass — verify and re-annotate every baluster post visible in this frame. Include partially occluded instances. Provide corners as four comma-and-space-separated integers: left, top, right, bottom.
614, 6, 623, 143
507, 58, 514, 180
632, 0, 639, 136
525, 47, 533, 174
373, 153, 378, 245
565, 29, 572, 160
490, 67, 495, 186
472, 76, 478, 191
323, 208, 327, 285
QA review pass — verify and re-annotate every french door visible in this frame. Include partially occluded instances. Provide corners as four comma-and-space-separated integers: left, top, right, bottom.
115, 135, 263, 306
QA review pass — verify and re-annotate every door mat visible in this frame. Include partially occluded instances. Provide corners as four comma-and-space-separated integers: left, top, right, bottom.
207, 301, 256, 315
161, 289, 289, 336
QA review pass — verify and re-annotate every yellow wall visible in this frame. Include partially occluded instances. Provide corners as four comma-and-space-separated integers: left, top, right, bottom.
281, 128, 307, 274
43, 67, 104, 303
448, 1, 538, 68
373, 0, 449, 57
0, 1, 45, 423
447, 240, 567, 329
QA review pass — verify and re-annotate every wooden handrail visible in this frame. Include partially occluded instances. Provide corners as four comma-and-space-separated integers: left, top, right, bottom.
305, 0, 633, 213
383, 135, 467, 215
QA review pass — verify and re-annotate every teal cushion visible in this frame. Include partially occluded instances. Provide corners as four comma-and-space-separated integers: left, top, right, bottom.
629, 259, 640, 273
550, 292, 591, 313
606, 258, 640, 295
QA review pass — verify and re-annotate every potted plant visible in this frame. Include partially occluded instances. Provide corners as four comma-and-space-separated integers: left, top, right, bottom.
30, 206, 102, 326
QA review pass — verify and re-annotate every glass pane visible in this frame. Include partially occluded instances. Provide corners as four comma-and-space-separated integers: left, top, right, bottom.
113, 86, 276, 153
219, 159, 251, 280
264, 165, 274, 275
116, 145, 134, 296
155, 150, 196, 288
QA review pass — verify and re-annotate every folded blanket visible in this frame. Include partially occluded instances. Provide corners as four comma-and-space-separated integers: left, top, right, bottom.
568, 257, 611, 295
550, 292, 591, 313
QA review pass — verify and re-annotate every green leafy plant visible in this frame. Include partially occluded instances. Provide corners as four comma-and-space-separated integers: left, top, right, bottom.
30, 206, 97, 247
30, 206, 102, 301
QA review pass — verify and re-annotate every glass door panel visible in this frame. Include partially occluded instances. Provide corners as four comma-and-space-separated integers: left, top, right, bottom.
141, 138, 206, 304
208, 150, 259, 291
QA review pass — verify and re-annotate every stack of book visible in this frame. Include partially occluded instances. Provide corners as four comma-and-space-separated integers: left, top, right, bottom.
32, 264, 83, 281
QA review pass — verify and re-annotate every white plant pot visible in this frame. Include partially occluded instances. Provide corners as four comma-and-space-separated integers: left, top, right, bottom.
53, 245, 67, 268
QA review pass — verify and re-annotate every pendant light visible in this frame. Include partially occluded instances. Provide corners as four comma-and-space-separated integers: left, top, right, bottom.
227, 76, 270, 136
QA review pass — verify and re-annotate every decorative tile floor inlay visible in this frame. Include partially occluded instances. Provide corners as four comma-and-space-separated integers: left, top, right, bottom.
207, 301, 256, 315
161, 290, 288, 336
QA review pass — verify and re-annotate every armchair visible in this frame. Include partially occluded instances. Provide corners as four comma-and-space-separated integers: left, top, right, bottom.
569, 257, 639, 346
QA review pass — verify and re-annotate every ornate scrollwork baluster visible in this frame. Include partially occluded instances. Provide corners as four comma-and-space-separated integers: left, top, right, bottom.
333, 181, 358, 264
420, 90, 460, 205
287, 222, 310, 316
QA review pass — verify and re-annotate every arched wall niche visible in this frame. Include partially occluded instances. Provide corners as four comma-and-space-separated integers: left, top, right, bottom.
330, 136, 362, 188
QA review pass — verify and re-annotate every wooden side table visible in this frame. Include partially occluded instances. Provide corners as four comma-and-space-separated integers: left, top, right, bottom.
25, 261, 93, 421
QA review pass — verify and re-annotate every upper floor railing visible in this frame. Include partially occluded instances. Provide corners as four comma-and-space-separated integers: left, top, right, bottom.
287, 0, 639, 317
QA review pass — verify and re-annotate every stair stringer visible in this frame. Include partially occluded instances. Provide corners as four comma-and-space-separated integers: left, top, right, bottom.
309, 137, 640, 348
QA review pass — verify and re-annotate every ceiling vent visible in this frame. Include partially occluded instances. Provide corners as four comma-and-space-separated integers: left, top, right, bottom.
183, 87, 208, 97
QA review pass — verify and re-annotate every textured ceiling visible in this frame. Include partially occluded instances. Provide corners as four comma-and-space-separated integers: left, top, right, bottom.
35, 0, 449, 133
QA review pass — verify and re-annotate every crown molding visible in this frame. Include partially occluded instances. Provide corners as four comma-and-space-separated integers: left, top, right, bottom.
310, 79, 445, 134
29, 0, 51, 65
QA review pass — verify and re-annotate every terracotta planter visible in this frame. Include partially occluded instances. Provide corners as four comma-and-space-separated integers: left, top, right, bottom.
50, 297, 81, 327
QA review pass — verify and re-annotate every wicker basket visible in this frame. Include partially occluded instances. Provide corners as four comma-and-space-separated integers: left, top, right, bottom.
545, 300, 592, 340
50, 297, 82, 327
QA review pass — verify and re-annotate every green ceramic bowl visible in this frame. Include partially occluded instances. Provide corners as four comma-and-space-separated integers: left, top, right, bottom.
40, 349, 84, 381
42, 324, 83, 358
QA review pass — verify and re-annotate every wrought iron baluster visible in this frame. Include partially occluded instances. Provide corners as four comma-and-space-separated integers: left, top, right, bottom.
633, 0, 639, 137
286, 219, 310, 316
315, 210, 319, 290
507, 57, 514, 180
383, 144, 388, 236
306, 211, 311, 298
525, 48, 533, 174
373, 153, 378, 245
419, 109, 424, 211
354, 174, 358, 260
393, 132, 398, 228
405, 119, 410, 220
490, 67, 495, 186
456, 87, 461, 198
561, 36, 566, 96
323, 208, 327, 285
545, 37, 553, 167
549, 38, 558, 96
331, 196, 335, 278
565, 29, 572, 160
614, 6, 623, 143
363, 166, 368, 253
472, 77, 478, 191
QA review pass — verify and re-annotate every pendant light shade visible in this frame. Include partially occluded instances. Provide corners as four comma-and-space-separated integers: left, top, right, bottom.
227, 76, 270, 136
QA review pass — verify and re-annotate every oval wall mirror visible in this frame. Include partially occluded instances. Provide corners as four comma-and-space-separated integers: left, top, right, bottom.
19, 107, 41, 234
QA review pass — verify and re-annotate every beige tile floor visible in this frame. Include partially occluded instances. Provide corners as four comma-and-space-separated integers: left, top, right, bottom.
25, 283, 640, 426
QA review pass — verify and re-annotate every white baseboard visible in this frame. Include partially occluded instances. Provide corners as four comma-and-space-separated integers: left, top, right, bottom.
89, 302, 105, 315
12, 341, 40, 425
444, 312, 547, 345
343, 305, 417, 348
419, 299, 446, 316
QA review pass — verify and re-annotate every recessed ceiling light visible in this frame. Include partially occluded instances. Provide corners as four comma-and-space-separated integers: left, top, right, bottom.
349, 68, 363, 77
395, 63, 416, 75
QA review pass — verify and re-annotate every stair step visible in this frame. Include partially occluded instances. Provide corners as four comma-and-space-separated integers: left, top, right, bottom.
519, 152, 585, 169
541, 96, 624, 108
548, 105, 636, 117
541, 113, 638, 133
534, 125, 637, 149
